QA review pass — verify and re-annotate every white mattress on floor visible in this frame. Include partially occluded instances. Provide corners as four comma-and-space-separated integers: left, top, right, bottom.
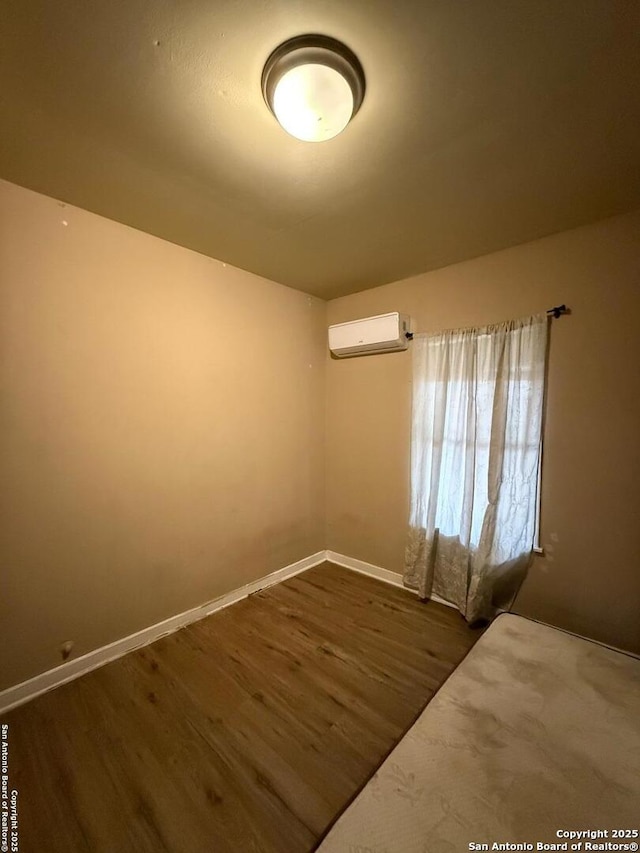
317, 613, 640, 853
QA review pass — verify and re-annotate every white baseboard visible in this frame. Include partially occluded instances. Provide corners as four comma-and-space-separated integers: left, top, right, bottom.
8, 546, 631, 717
0, 550, 326, 715
325, 550, 456, 610
328, 553, 640, 660
0, 548, 456, 715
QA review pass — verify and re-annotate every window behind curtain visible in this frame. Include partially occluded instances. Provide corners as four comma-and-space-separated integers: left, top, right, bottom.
405, 314, 547, 623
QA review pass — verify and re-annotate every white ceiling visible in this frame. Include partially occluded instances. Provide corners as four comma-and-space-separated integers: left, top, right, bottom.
1, 0, 639, 299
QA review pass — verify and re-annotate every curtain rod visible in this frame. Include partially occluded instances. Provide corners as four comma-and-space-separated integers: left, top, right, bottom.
405, 305, 570, 339
547, 304, 569, 318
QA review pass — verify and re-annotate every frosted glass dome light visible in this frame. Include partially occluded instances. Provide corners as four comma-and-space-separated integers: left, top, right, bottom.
262, 35, 365, 143
273, 64, 354, 142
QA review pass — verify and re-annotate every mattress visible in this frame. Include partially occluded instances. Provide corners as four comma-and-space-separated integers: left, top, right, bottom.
316, 614, 640, 852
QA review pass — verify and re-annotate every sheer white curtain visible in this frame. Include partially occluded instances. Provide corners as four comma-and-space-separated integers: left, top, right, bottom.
404, 314, 548, 623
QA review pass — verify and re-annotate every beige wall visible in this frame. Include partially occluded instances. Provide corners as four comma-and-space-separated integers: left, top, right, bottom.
0, 179, 326, 691
2, 178, 639, 693
327, 211, 640, 654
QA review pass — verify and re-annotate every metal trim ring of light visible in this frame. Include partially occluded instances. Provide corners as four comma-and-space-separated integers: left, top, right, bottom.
262, 35, 365, 142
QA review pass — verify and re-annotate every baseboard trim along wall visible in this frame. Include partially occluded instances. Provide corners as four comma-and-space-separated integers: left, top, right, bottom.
0, 550, 326, 715
325, 550, 456, 610
0, 549, 457, 713
4, 548, 633, 715
326, 553, 640, 662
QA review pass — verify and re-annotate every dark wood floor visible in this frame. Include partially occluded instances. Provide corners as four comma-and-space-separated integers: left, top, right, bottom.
3, 562, 481, 853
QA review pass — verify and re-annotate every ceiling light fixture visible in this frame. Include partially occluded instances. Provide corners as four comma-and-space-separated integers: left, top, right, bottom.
262, 35, 365, 142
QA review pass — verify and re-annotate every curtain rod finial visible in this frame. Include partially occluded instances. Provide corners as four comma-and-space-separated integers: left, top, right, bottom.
547, 304, 569, 319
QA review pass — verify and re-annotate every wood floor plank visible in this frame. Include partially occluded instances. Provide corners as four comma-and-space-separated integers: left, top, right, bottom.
2, 562, 482, 853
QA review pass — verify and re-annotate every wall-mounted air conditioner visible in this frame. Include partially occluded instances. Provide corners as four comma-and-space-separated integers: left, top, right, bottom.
328, 312, 412, 358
